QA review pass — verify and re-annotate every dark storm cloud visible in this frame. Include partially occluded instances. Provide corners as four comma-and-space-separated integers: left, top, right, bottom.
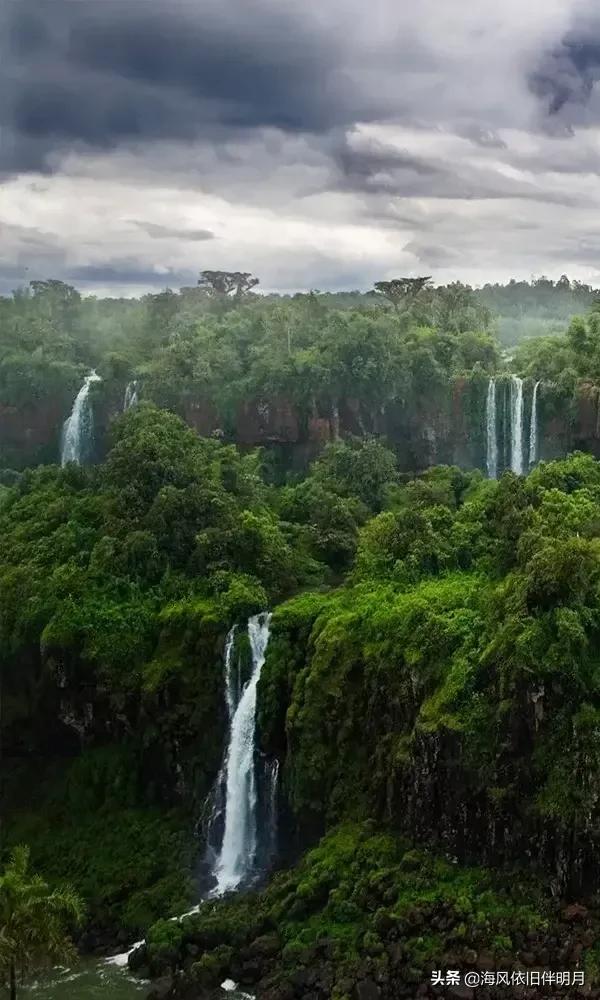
64, 260, 196, 286
6, 0, 600, 291
329, 133, 581, 205
0, 0, 362, 172
529, 13, 600, 125
130, 221, 215, 241
335, 137, 441, 182
403, 239, 462, 268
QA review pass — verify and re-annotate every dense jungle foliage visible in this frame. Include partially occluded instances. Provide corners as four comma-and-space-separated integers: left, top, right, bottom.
5, 272, 600, 996
1, 273, 598, 421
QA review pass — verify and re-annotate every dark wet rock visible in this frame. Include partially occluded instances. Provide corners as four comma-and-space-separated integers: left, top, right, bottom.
129, 943, 149, 971
145, 976, 173, 1000
353, 978, 380, 1000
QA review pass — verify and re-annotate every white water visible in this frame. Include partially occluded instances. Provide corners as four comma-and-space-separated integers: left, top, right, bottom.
108, 616, 274, 975
529, 380, 541, 468
61, 371, 101, 466
510, 375, 524, 475
214, 612, 272, 894
203, 626, 238, 861
123, 380, 139, 410
485, 378, 498, 480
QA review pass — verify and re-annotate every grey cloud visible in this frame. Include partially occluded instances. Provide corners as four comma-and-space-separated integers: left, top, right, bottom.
130, 221, 215, 241
455, 124, 507, 149
0, 220, 59, 249
328, 134, 582, 205
0, 0, 360, 173
529, 10, 600, 126
5, 0, 600, 293
1, 0, 541, 177
64, 260, 197, 286
335, 136, 441, 182
403, 239, 463, 268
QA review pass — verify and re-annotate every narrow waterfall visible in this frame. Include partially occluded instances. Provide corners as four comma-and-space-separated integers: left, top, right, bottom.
529, 380, 541, 468
123, 380, 139, 410
213, 612, 272, 895
510, 375, 524, 475
204, 626, 237, 863
61, 371, 101, 466
485, 378, 498, 479
502, 379, 510, 472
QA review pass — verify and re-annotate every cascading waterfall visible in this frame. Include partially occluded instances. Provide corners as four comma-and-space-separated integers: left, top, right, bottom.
485, 378, 498, 480
61, 371, 101, 467
213, 612, 272, 895
204, 626, 238, 863
123, 379, 139, 410
109, 617, 275, 972
529, 380, 541, 468
502, 379, 510, 472
510, 375, 524, 475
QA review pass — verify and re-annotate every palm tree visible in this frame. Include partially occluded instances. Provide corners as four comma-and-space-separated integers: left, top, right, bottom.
0, 846, 84, 999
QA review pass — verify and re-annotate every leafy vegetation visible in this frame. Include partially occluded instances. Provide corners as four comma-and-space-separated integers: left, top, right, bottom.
258, 454, 600, 866
0, 846, 83, 999
6, 271, 600, 991
142, 823, 594, 999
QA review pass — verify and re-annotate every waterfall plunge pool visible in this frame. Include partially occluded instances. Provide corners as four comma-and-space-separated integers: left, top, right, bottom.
24, 959, 253, 999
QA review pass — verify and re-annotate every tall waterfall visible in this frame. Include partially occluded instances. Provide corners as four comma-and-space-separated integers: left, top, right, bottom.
61, 371, 101, 466
529, 380, 541, 468
485, 378, 498, 480
213, 612, 272, 895
123, 380, 139, 410
203, 626, 237, 863
510, 375, 524, 475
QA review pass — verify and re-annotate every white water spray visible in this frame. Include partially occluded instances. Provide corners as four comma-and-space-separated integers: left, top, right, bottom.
108, 616, 274, 974
214, 612, 271, 894
61, 371, 101, 466
510, 375, 524, 475
485, 378, 498, 480
529, 380, 541, 468
123, 380, 139, 410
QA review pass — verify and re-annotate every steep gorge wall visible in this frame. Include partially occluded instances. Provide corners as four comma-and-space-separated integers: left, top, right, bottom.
2, 377, 600, 475
256, 596, 600, 899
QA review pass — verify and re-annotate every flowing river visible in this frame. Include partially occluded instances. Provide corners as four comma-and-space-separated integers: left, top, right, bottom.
25, 960, 250, 998
24, 958, 146, 998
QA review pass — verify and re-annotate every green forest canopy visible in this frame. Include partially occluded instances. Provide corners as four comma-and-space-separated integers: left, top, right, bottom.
1, 273, 599, 418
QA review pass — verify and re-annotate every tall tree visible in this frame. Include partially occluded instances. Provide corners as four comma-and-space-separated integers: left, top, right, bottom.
0, 847, 84, 1000
198, 270, 260, 301
373, 276, 431, 313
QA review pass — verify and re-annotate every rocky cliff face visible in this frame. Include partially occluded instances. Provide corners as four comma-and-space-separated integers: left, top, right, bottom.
0, 377, 597, 475
257, 586, 600, 901
0, 399, 65, 469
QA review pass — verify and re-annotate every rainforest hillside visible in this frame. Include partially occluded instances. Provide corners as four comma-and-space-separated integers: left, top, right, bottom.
5, 276, 600, 998
3, 274, 600, 476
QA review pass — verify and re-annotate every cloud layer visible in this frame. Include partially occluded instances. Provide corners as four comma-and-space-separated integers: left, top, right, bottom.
2, 0, 600, 294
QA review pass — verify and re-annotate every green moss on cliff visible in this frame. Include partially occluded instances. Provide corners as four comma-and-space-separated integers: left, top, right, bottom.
144, 823, 565, 996
4, 749, 195, 939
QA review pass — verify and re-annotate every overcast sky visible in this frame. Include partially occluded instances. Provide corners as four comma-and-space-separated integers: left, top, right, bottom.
2, 0, 600, 296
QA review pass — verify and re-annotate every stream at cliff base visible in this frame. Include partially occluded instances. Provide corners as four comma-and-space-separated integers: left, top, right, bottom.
23, 959, 147, 998
24, 960, 252, 998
